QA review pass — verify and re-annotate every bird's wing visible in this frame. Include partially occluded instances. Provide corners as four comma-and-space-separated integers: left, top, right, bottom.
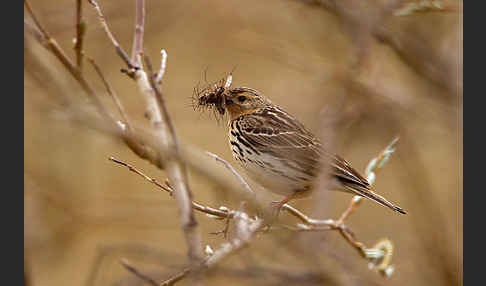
332, 154, 370, 189
234, 106, 370, 187
233, 106, 321, 179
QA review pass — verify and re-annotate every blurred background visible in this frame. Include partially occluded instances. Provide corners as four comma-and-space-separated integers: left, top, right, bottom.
24, 0, 462, 285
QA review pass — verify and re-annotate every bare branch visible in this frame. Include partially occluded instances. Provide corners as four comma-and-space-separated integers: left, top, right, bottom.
86, 56, 131, 126
24, 19, 45, 45
87, 1, 205, 278
120, 259, 159, 286
159, 268, 191, 286
24, 0, 108, 118
206, 151, 254, 196
160, 217, 264, 286
109, 157, 171, 193
108, 155, 267, 285
86, 0, 134, 69
143, 56, 205, 277
277, 138, 400, 276
156, 49, 168, 85
74, 0, 85, 70
131, 0, 145, 67
108, 156, 234, 220
337, 137, 400, 223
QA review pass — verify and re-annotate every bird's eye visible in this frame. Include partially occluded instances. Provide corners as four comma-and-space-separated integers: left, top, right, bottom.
237, 95, 246, 102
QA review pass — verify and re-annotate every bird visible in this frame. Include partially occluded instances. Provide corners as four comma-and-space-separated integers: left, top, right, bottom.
195, 77, 406, 215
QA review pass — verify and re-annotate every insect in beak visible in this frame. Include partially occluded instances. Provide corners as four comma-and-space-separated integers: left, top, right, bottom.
195, 78, 234, 116
216, 95, 226, 115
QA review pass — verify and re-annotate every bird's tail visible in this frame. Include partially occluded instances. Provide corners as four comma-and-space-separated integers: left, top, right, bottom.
342, 183, 407, 214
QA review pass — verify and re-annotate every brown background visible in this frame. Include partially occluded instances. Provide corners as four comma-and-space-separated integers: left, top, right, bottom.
24, 1, 462, 285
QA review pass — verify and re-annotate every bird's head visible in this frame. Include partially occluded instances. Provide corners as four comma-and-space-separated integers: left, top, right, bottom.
195, 76, 270, 120
222, 87, 270, 119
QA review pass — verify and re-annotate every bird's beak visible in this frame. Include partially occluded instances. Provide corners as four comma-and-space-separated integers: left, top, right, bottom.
216, 105, 225, 115
216, 95, 233, 115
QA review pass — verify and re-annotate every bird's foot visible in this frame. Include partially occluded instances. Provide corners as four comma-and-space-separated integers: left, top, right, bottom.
269, 200, 286, 222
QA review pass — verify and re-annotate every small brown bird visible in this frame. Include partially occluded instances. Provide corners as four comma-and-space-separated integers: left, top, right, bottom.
196, 76, 406, 214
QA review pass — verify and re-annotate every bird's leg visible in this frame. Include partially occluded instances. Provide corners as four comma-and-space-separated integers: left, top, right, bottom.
270, 191, 302, 220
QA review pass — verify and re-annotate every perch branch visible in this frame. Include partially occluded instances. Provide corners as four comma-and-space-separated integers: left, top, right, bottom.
279, 137, 400, 276
108, 156, 267, 285
160, 213, 264, 286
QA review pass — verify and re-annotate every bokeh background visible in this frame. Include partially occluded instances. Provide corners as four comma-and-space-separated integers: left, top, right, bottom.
24, 0, 462, 285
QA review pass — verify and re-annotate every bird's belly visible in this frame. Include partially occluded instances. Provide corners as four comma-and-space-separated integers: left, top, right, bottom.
241, 157, 305, 196
228, 134, 307, 196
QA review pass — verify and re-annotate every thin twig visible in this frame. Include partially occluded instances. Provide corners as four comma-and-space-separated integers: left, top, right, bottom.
120, 259, 159, 286
336, 196, 362, 225
109, 157, 171, 193
86, 56, 131, 126
159, 268, 191, 286
156, 49, 168, 85
160, 218, 264, 286
209, 215, 231, 238
74, 0, 85, 70
24, 19, 45, 44
108, 156, 234, 219
337, 137, 400, 223
87, 0, 134, 69
279, 138, 401, 263
23, 0, 50, 38
24, 0, 108, 118
206, 151, 254, 196
131, 0, 145, 67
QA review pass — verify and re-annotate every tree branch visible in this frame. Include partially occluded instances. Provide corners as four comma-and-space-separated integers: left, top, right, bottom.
131, 0, 145, 67
24, 0, 108, 118
120, 259, 159, 286
74, 0, 85, 70
87, 0, 134, 69
88, 1, 206, 280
